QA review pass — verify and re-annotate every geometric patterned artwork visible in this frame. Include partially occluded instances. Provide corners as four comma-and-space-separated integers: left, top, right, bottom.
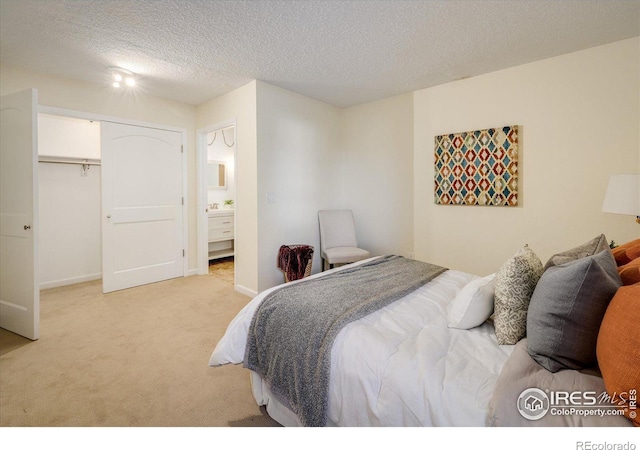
434, 125, 518, 206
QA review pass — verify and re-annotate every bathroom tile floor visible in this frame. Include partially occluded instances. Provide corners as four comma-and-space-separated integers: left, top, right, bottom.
208, 257, 234, 285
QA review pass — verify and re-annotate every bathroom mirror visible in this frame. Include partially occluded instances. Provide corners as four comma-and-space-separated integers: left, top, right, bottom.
207, 160, 227, 189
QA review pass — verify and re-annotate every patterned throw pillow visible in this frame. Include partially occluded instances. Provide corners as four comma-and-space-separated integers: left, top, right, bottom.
494, 245, 543, 345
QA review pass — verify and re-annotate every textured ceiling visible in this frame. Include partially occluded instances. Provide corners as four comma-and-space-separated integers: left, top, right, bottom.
0, 0, 638, 108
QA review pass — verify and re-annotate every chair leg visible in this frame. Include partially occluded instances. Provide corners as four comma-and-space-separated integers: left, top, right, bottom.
323, 259, 329, 271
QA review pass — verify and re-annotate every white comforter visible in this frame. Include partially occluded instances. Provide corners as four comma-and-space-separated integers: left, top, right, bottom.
210, 258, 514, 426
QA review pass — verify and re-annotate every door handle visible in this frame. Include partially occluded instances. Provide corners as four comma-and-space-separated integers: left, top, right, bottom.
24, 225, 31, 230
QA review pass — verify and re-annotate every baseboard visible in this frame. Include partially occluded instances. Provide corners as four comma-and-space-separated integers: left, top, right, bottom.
40, 273, 102, 290
186, 268, 199, 277
235, 284, 257, 298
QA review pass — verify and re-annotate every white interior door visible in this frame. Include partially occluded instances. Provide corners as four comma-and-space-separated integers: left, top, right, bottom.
0, 89, 39, 340
101, 122, 184, 293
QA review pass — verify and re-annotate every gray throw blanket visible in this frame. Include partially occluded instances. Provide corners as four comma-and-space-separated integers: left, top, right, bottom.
244, 255, 447, 426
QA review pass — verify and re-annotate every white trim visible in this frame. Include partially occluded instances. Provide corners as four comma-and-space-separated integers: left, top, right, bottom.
186, 268, 199, 277
40, 273, 101, 290
38, 105, 190, 283
32, 89, 41, 338
197, 130, 208, 276
235, 284, 257, 298
38, 105, 185, 133
197, 119, 237, 283
180, 129, 189, 277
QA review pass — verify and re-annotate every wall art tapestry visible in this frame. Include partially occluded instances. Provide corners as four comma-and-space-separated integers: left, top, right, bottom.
434, 125, 518, 206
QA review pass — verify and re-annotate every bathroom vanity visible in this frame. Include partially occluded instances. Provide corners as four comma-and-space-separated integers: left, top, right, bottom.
208, 209, 234, 261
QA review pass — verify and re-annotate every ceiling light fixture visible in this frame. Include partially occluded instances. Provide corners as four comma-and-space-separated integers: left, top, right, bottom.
108, 66, 135, 89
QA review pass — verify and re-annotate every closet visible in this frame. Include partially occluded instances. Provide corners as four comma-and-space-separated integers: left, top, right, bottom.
1, 89, 186, 340
37, 113, 186, 293
38, 114, 102, 289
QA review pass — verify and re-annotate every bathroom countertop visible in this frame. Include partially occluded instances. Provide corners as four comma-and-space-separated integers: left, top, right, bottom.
208, 209, 234, 217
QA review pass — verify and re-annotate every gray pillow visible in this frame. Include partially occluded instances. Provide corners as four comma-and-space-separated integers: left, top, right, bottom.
543, 234, 609, 270
494, 245, 544, 345
527, 249, 622, 372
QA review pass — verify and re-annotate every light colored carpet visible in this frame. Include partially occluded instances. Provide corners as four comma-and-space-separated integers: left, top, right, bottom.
0, 265, 280, 427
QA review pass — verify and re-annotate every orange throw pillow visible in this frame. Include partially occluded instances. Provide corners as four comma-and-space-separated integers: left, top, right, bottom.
612, 238, 640, 266
596, 284, 640, 426
618, 258, 640, 286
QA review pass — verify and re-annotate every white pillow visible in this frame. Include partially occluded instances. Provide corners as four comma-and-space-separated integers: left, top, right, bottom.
447, 273, 496, 330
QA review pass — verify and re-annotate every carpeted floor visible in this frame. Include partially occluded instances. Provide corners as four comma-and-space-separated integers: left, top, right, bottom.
0, 262, 280, 427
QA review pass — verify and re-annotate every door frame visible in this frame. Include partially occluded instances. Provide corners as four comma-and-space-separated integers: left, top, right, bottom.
196, 119, 237, 278
38, 105, 189, 279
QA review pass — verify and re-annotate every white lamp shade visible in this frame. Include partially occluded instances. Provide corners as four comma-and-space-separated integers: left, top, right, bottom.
602, 174, 640, 216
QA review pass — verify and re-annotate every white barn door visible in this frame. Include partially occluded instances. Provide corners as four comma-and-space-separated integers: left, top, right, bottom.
101, 122, 184, 293
0, 89, 39, 340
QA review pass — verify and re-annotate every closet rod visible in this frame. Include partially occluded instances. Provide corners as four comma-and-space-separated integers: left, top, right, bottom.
38, 156, 101, 166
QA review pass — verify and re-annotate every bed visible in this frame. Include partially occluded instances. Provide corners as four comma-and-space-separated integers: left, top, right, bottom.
210, 236, 638, 428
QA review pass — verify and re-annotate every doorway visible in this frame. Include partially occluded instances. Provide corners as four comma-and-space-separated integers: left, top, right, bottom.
1, 92, 189, 340
38, 113, 102, 289
37, 108, 188, 294
197, 120, 236, 285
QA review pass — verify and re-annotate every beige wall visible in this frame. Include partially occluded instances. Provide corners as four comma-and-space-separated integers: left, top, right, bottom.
341, 93, 414, 260
413, 37, 640, 275
197, 81, 258, 294
0, 65, 196, 129
0, 64, 200, 270
4, 36, 638, 294
255, 81, 342, 291
203, 82, 414, 292
0, 66, 261, 294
